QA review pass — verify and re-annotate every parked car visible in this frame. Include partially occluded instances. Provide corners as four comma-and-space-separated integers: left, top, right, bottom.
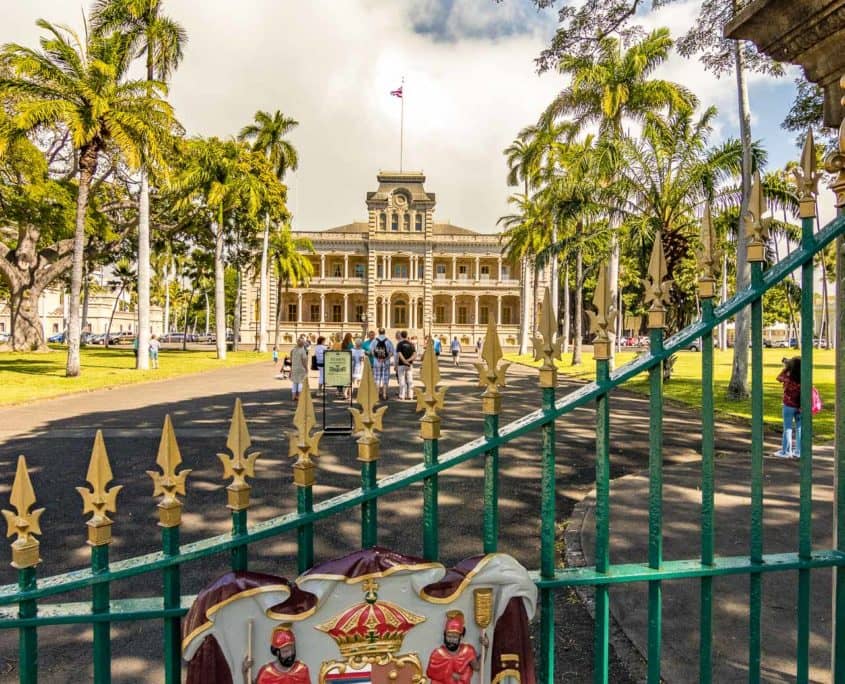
47, 332, 66, 343
0, 331, 10, 344
159, 332, 185, 343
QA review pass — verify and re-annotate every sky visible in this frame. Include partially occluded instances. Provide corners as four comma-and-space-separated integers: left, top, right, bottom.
0, 0, 833, 232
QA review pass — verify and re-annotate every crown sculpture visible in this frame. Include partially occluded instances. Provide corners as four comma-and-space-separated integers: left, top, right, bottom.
316, 578, 425, 667
587, 264, 617, 360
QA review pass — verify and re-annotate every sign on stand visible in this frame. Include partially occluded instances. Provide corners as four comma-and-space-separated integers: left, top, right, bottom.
322, 350, 353, 435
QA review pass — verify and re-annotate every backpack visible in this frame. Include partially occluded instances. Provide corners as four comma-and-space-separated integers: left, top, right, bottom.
373, 337, 389, 361
811, 387, 823, 415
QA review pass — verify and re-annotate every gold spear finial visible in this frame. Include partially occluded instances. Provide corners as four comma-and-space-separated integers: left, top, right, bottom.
147, 415, 191, 528
825, 77, 845, 208
349, 357, 387, 463
745, 171, 770, 262
2, 455, 44, 568
696, 203, 722, 299
417, 341, 446, 440
288, 379, 323, 487
643, 231, 672, 329
793, 129, 820, 218
474, 319, 510, 414
587, 263, 617, 359
76, 431, 122, 546
218, 398, 260, 511
532, 287, 562, 386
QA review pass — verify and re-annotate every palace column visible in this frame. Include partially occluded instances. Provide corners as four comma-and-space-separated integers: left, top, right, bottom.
383, 297, 389, 328
451, 256, 457, 280
497, 257, 503, 281
474, 296, 479, 326
475, 256, 480, 280
451, 295, 456, 326
344, 255, 349, 280
411, 255, 416, 280
319, 293, 325, 325
497, 295, 502, 324
343, 293, 348, 324
297, 293, 303, 323
320, 255, 326, 279
386, 256, 392, 280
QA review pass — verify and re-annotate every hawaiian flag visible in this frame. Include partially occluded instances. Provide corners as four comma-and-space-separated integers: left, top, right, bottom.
390, 85, 403, 98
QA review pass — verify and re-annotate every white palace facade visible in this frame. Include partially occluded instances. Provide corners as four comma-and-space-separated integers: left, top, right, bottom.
238, 172, 538, 348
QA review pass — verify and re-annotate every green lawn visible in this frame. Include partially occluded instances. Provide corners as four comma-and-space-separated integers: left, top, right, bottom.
0, 345, 267, 406
506, 348, 837, 442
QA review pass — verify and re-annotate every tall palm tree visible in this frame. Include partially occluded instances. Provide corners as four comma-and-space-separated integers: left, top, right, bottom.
92, 0, 186, 371
269, 225, 314, 350
545, 27, 697, 358
238, 110, 299, 352
0, 19, 173, 376
175, 138, 286, 359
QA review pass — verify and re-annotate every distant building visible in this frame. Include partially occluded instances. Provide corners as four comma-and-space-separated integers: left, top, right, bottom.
238, 171, 541, 348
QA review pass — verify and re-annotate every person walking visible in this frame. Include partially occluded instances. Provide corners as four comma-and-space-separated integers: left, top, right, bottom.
433, 336, 442, 358
371, 328, 394, 401
351, 338, 365, 390
272, 345, 279, 366
775, 356, 802, 458
476, 338, 482, 356
149, 334, 160, 369
313, 336, 327, 392
290, 336, 309, 402
396, 331, 417, 401
450, 336, 462, 367
362, 330, 376, 364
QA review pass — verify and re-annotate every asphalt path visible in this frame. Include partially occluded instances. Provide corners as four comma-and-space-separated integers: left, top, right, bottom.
0, 353, 785, 682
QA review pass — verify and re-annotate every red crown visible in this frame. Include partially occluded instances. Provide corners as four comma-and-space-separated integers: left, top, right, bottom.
315, 580, 425, 658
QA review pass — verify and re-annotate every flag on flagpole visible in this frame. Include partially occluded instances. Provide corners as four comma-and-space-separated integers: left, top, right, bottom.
390, 85, 403, 98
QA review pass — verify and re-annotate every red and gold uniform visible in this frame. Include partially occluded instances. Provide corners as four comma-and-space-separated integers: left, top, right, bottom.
255, 661, 310, 684
425, 612, 480, 684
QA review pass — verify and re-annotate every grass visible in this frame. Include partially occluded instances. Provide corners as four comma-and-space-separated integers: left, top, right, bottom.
0, 345, 267, 406
505, 348, 838, 443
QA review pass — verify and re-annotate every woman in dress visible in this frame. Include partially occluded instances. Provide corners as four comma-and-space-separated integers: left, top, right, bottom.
289, 336, 309, 401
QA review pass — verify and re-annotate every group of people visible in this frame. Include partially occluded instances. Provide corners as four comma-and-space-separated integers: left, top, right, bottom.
132, 334, 160, 369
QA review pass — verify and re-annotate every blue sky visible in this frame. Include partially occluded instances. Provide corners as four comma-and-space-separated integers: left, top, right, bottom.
0, 0, 828, 230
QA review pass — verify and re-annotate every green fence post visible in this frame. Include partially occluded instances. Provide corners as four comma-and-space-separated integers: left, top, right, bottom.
289, 381, 321, 573
350, 359, 386, 549
746, 173, 767, 684
534, 288, 562, 684
3, 456, 43, 684
220, 399, 259, 573
586, 270, 614, 684
417, 344, 445, 561
148, 416, 190, 684
827, 131, 845, 682
796, 138, 818, 682
697, 207, 718, 684
477, 320, 508, 555
78, 431, 121, 684
644, 233, 671, 683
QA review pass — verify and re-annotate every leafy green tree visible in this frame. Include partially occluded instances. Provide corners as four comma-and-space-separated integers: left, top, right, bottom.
238, 110, 299, 352
92, 0, 187, 370
269, 225, 314, 350
103, 258, 136, 348
0, 19, 173, 376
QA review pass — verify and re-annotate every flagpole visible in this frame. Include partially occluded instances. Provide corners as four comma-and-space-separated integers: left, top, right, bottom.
400, 76, 405, 172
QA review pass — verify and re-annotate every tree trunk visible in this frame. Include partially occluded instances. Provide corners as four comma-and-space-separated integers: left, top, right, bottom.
517, 256, 531, 355
720, 253, 728, 349
136, 171, 151, 369
10, 287, 47, 351
549, 221, 559, 326
233, 269, 241, 352
164, 267, 171, 334
81, 262, 90, 340
182, 293, 192, 352
258, 215, 270, 352
214, 211, 227, 360
562, 259, 571, 355
532, 258, 540, 338
608, 230, 620, 367
205, 293, 210, 336
572, 247, 583, 366
66, 144, 99, 377
104, 286, 125, 350
727, 37, 753, 399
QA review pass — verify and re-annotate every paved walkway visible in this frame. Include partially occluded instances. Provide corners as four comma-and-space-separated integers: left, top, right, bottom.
0, 354, 825, 682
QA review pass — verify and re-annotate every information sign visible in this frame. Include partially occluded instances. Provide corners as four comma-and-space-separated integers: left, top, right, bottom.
324, 350, 352, 387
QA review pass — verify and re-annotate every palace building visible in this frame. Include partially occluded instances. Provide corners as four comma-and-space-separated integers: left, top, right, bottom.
238, 171, 536, 348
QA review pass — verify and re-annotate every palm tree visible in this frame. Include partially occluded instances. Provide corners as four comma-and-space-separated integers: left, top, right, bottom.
0, 19, 174, 376
92, 0, 186, 371
104, 259, 136, 348
545, 27, 697, 358
174, 138, 286, 359
269, 225, 314, 350
238, 110, 299, 353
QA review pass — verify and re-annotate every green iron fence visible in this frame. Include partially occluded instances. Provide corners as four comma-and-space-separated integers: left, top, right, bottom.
0, 144, 844, 684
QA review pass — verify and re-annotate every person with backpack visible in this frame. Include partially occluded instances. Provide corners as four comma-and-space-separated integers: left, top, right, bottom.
395, 331, 417, 401
371, 328, 394, 401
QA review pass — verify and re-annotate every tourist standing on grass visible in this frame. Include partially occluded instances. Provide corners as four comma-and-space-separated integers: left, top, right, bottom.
396, 331, 417, 401
290, 336, 308, 401
314, 336, 327, 392
450, 337, 462, 366
775, 356, 802, 458
149, 334, 160, 369
371, 328, 394, 401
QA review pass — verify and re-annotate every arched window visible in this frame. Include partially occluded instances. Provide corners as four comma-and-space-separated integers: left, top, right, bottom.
379, 212, 386, 230
403, 214, 410, 231
415, 214, 423, 231
391, 213, 399, 231
393, 300, 407, 326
